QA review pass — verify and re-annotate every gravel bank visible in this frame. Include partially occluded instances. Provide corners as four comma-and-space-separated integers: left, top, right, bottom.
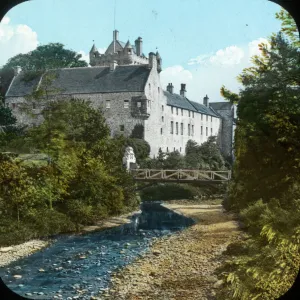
0, 240, 49, 267
103, 201, 244, 300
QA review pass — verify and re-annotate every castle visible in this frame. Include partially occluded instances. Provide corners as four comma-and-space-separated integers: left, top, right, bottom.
5, 30, 235, 159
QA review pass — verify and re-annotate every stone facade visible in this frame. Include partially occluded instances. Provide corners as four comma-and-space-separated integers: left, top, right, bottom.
5, 29, 234, 159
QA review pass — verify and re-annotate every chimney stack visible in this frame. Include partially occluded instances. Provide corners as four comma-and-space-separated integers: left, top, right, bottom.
135, 37, 143, 56
180, 84, 186, 97
109, 60, 118, 71
113, 30, 119, 41
167, 83, 174, 94
148, 52, 157, 69
203, 94, 209, 107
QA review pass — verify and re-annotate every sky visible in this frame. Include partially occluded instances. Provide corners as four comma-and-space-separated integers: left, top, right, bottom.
0, 0, 283, 103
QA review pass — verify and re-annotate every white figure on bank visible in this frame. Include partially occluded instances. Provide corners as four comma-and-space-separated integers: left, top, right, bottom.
122, 146, 137, 171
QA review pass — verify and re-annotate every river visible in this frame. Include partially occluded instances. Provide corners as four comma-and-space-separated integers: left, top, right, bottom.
0, 202, 194, 299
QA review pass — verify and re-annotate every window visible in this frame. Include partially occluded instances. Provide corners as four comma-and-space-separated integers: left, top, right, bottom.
167, 147, 169, 152
162, 105, 164, 111
176, 108, 178, 115
211, 128, 213, 135
211, 116, 213, 122
120, 125, 124, 132
161, 128, 163, 135
158, 87, 160, 93
32, 102, 36, 109
124, 100, 129, 108
201, 126, 203, 135
162, 116, 164, 122
171, 107, 174, 114
188, 124, 190, 136
192, 125, 194, 136
181, 123, 183, 135
206, 127, 208, 136
106, 100, 110, 109
148, 100, 151, 108
192, 112, 194, 118
180, 147, 182, 152
171, 121, 174, 134
149, 83, 151, 90
174, 147, 175, 152
188, 111, 191, 117
12, 103, 16, 109
206, 115, 208, 121
176, 122, 178, 135
137, 102, 141, 108
181, 109, 183, 116
201, 114, 203, 121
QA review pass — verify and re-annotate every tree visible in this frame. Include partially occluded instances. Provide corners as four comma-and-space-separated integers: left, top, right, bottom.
2, 43, 88, 72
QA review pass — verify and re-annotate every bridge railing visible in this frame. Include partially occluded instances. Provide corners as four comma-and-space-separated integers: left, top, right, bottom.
130, 169, 231, 181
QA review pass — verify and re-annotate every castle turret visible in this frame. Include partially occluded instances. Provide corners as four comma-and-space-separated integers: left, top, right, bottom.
124, 40, 133, 54
89, 43, 99, 66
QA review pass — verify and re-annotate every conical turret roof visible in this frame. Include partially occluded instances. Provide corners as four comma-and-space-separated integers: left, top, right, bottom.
90, 44, 98, 53
124, 40, 133, 49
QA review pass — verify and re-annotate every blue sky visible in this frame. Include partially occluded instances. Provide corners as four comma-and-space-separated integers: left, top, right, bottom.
0, 0, 283, 102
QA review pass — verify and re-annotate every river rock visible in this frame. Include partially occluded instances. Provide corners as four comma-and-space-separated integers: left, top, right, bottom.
0, 247, 13, 252
25, 293, 32, 296
213, 280, 224, 288
39, 268, 45, 272
152, 250, 161, 256
13, 275, 22, 279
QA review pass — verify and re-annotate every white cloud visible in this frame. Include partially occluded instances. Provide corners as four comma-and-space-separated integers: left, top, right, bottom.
188, 45, 244, 67
78, 50, 90, 64
1, 16, 10, 25
209, 46, 244, 66
164, 37, 271, 102
160, 65, 193, 93
0, 16, 38, 67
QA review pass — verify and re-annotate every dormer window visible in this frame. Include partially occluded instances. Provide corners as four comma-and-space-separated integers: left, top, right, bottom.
128, 49, 131, 54
137, 102, 141, 108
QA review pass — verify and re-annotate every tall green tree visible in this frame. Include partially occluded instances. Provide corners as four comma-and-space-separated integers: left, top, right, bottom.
2, 43, 88, 72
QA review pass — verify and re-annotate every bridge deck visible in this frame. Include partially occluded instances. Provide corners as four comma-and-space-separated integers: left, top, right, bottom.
130, 169, 231, 183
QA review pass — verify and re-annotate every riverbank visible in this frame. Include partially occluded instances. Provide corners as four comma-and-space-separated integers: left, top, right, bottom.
0, 210, 140, 268
103, 200, 244, 300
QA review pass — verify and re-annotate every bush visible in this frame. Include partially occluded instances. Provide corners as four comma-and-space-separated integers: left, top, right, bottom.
140, 183, 203, 201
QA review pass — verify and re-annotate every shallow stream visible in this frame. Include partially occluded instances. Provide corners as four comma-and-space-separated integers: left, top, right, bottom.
0, 202, 194, 299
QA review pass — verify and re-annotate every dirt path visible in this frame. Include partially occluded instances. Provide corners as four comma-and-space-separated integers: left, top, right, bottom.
103, 201, 243, 300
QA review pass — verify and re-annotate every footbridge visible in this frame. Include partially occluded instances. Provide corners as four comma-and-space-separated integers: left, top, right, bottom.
130, 169, 231, 184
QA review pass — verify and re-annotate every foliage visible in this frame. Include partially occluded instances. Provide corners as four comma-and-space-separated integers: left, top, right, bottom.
185, 137, 226, 170
140, 183, 203, 201
0, 97, 139, 246
2, 43, 88, 73
217, 9, 300, 300
130, 124, 144, 139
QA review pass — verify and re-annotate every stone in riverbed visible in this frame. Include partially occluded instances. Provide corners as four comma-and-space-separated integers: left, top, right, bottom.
13, 275, 22, 279
39, 268, 45, 272
213, 280, 224, 288
25, 293, 32, 296
152, 250, 161, 256
0, 246, 13, 252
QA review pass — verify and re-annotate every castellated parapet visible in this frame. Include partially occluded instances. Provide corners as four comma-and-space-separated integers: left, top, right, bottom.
89, 30, 162, 73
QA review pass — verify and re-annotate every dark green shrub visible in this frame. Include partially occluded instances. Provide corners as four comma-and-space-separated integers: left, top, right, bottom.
140, 183, 202, 201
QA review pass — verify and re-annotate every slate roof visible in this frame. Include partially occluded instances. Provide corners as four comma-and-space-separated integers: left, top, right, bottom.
6, 66, 151, 97
164, 91, 220, 117
209, 102, 232, 110
164, 91, 197, 112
